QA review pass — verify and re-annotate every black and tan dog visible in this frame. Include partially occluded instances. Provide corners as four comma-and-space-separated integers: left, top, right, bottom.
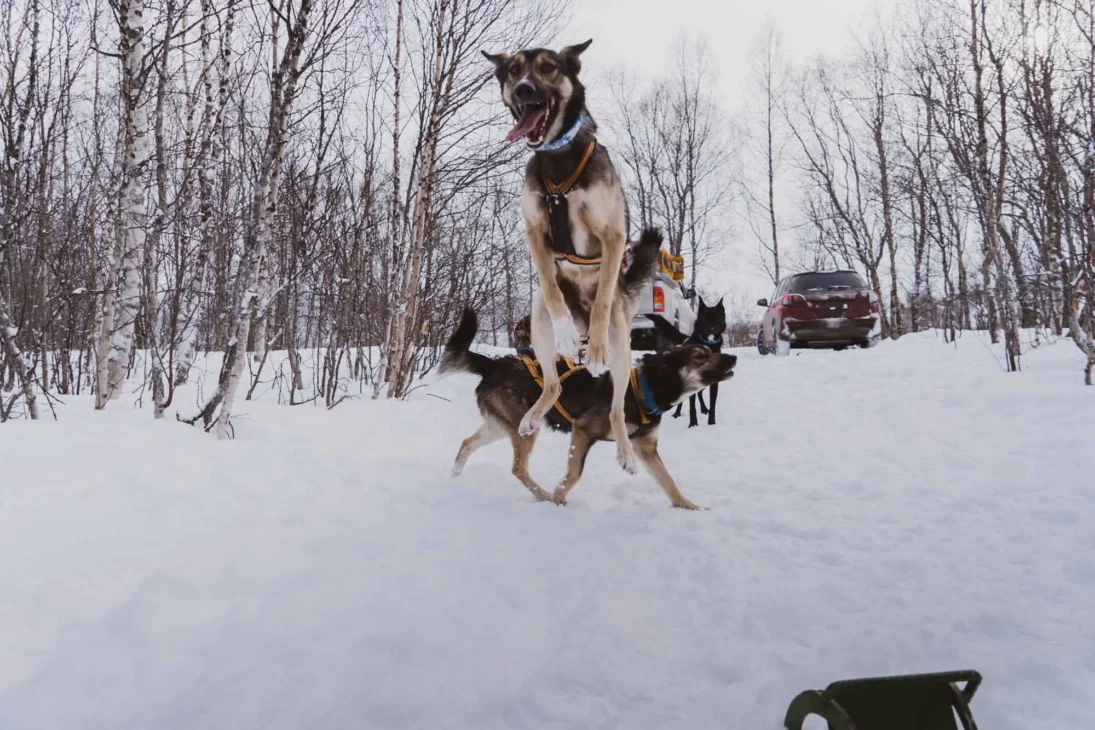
483, 40, 644, 475
648, 297, 727, 427
442, 309, 737, 509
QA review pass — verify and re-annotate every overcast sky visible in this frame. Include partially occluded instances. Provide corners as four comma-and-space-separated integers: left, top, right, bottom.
560, 0, 886, 304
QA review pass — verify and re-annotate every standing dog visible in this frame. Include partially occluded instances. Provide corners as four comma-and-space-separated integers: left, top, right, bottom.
443, 309, 738, 509
483, 40, 643, 474
647, 297, 727, 427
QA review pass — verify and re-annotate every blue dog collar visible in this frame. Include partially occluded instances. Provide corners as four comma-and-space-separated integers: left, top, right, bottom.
537, 113, 585, 152
698, 333, 720, 346
638, 369, 664, 416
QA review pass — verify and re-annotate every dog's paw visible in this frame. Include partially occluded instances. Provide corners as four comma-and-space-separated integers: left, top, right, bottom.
672, 497, 702, 511
616, 442, 638, 475
688, 421, 698, 429
585, 339, 608, 376
552, 317, 582, 358
552, 486, 569, 506
451, 462, 464, 477
531, 486, 552, 502
518, 412, 542, 436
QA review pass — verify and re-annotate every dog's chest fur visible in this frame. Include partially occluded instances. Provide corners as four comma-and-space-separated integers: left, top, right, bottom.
522, 180, 623, 312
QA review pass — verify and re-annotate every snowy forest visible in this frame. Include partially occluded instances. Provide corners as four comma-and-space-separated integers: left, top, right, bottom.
2, 0, 1095, 427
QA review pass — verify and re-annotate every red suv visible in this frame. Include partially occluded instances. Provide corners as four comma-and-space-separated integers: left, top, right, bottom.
756, 271, 881, 355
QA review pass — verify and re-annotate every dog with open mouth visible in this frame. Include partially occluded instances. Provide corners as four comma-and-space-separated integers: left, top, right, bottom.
443, 307, 738, 509
483, 39, 649, 475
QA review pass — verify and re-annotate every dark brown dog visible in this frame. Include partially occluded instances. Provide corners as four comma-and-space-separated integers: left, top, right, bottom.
442, 309, 738, 509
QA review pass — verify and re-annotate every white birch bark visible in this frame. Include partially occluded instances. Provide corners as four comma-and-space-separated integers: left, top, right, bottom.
0, 296, 38, 420
175, 0, 235, 386
101, 0, 151, 403
183, 0, 313, 437
387, 0, 446, 399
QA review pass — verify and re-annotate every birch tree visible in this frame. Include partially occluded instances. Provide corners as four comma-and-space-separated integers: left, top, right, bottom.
184, 0, 316, 436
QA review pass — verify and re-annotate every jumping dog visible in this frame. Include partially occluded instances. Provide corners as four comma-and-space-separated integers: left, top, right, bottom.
443, 308, 738, 509
483, 40, 645, 475
647, 297, 727, 427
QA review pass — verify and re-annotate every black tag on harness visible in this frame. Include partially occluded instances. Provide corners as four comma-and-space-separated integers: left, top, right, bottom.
545, 193, 574, 257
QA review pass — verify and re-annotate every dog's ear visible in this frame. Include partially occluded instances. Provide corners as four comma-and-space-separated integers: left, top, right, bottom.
481, 50, 509, 73
716, 297, 724, 309
560, 39, 593, 75
698, 295, 707, 309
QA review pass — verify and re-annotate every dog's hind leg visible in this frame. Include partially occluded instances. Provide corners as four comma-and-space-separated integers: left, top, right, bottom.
552, 430, 594, 506
698, 390, 709, 414
607, 302, 638, 474
672, 402, 683, 419
452, 423, 503, 476
632, 429, 700, 510
706, 382, 718, 425
519, 293, 564, 436
510, 433, 551, 502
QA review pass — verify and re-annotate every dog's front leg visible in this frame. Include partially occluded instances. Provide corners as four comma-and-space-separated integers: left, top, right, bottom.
607, 300, 638, 474
519, 293, 565, 436
583, 227, 627, 376
706, 382, 718, 426
633, 429, 701, 510
524, 203, 581, 358
687, 394, 699, 428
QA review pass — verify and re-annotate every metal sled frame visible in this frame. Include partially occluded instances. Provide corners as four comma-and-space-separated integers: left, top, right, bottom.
784, 670, 982, 730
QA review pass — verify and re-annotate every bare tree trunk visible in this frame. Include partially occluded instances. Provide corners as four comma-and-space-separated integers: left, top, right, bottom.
0, 296, 39, 420
183, 0, 314, 436
874, 119, 901, 337
0, 0, 41, 420
373, 0, 404, 401
100, 0, 152, 404
176, 0, 235, 386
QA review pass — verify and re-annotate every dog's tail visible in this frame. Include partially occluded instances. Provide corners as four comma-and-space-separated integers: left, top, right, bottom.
621, 228, 663, 305
440, 308, 496, 380
645, 313, 688, 349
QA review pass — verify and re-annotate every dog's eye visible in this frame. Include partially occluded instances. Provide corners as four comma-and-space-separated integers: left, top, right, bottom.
541, 62, 556, 74
508, 62, 521, 77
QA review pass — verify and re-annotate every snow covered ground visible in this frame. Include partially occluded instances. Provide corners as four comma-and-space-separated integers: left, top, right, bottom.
1, 330, 1093, 729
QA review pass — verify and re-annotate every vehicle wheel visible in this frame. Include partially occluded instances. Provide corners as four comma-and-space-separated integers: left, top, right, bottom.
756, 330, 769, 356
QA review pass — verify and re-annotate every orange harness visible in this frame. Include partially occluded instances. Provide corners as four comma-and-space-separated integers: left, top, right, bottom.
543, 140, 601, 267
521, 355, 654, 426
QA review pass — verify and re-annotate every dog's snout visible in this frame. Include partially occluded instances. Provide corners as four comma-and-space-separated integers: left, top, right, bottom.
723, 354, 738, 369
513, 80, 536, 103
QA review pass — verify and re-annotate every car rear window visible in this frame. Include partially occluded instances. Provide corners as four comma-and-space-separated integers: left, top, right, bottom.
790, 272, 867, 292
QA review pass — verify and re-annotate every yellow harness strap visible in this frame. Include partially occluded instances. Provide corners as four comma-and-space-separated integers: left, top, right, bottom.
543, 140, 602, 267
543, 140, 597, 196
521, 356, 586, 424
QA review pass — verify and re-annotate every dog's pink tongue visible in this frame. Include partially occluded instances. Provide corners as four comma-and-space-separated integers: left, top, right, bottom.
506, 106, 547, 142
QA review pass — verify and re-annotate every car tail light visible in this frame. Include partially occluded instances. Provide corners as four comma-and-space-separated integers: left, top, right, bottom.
847, 290, 879, 318
780, 293, 812, 319
869, 291, 881, 314
653, 286, 665, 313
